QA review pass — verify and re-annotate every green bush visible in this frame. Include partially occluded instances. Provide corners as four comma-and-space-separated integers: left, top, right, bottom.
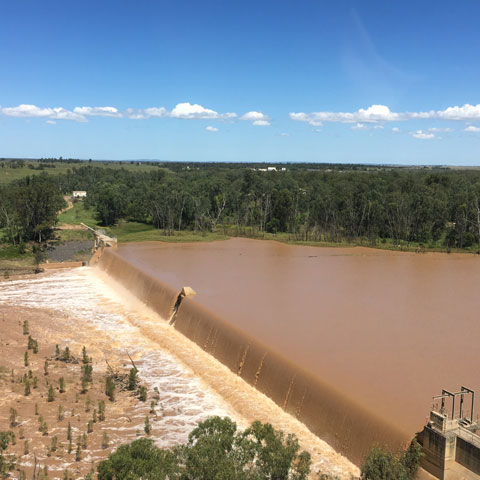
361, 439, 422, 480
97, 416, 311, 480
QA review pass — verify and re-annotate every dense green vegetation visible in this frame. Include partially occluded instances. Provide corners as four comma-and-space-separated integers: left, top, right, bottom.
4, 159, 480, 253
0, 174, 65, 244
0, 158, 163, 185
360, 439, 422, 480
95, 416, 422, 480
97, 416, 311, 480
54, 162, 480, 252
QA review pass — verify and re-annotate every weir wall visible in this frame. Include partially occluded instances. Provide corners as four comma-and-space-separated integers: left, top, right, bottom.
97, 248, 409, 465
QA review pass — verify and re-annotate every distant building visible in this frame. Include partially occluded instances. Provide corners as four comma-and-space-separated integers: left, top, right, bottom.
253, 166, 287, 172
72, 191, 87, 199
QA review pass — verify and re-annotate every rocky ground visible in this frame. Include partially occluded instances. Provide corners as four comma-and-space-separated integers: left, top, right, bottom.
46, 241, 93, 263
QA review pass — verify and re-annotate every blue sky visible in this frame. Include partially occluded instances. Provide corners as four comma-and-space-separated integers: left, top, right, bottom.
1, 0, 480, 164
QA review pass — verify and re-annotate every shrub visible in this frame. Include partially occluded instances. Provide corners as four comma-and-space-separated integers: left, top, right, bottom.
128, 368, 138, 391
144, 416, 151, 435
9, 409, 17, 428
98, 400, 105, 421
361, 439, 422, 480
101, 432, 109, 450
62, 347, 70, 361
47, 385, 55, 402
105, 377, 115, 402
138, 386, 147, 402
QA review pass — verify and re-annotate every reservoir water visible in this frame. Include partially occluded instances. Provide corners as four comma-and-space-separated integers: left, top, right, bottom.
106, 238, 480, 451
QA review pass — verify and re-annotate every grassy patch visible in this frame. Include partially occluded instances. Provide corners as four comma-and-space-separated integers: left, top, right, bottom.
0, 160, 168, 185
58, 202, 99, 226
108, 222, 229, 243
54, 229, 93, 242
0, 244, 32, 260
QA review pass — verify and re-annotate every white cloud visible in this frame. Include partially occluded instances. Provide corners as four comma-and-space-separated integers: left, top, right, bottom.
171, 102, 217, 119
289, 112, 322, 127
465, 125, 480, 132
392, 127, 400, 132
374, 125, 384, 130
1, 104, 86, 122
0, 102, 238, 123
411, 130, 435, 140
240, 111, 266, 121
435, 104, 480, 121
280, 132, 290, 137
290, 103, 480, 126
143, 107, 168, 118
73, 106, 121, 117
169, 102, 236, 120
46, 120, 56, 125
352, 123, 369, 130
290, 104, 399, 126
206, 126, 218, 132
241, 111, 271, 126
427, 127, 454, 132
124, 108, 150, 120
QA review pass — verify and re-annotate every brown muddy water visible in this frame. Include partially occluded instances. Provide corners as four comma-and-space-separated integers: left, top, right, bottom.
98, 238, 480, 465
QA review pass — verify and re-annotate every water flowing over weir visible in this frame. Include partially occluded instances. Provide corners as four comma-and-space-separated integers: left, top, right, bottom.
98, 246, 409, 464
0, 268, 359, 478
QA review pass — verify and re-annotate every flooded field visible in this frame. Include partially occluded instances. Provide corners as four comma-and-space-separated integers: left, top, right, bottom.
110, 238, 480, 440
0, 267, 356, 479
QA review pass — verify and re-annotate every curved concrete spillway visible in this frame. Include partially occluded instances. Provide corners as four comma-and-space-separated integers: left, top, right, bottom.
97, 243, 412, 464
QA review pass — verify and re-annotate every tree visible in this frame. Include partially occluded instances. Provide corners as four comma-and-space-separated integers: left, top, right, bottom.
105, 377, 115, 401
0, 431, 15, 476
361, 439, 422, 480
97, 438, 177, 480
97, 416, 311, 480
94, 183, 128, 226
47, 385, 55, 402
3, 174, 65, 243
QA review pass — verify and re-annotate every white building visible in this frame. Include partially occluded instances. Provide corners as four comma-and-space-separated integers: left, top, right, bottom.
72, 191, 87, 199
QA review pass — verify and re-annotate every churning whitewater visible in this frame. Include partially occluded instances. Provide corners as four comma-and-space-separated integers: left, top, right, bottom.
0, 267, 359, 479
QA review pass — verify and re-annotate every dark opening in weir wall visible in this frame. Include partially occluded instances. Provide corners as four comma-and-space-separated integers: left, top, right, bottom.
97, 248, 408, 465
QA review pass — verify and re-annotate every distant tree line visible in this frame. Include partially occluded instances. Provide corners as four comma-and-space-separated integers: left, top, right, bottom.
51, 164, 480, 251
3, 162, 480, 251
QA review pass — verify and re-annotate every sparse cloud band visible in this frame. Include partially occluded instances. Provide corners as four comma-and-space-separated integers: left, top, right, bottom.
0, 102, 247, 124
290, 104, 480, 126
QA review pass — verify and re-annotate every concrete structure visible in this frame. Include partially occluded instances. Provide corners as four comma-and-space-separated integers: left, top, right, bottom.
72, 190, 87, 199
418, 387, 480, 479
80, 223, 117, 249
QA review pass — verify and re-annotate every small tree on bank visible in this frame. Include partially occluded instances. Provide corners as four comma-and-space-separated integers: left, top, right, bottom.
361, 439, 422, 480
